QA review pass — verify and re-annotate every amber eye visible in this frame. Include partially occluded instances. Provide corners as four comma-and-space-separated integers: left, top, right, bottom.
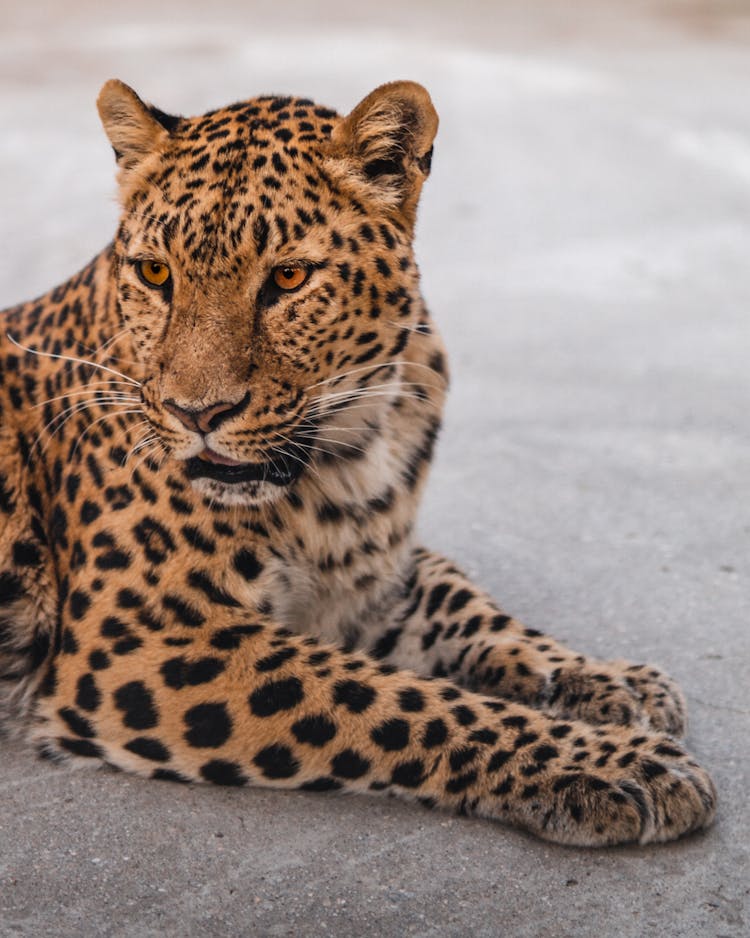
138, 260, 171, 288
272, 266, 309, 291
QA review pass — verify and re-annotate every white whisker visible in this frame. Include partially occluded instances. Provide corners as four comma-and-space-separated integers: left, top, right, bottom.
130, 438, 168, 475
303, 435, 369, 457
385, 320, 433, 335
6, 332, 141, 387
31, 397, 144, 459
272, 431, 324, 485
74, 328, 143, 369
34, 387, 140, 409
306, 387, 441, 419
305, 358, 446, 392
70, 409, 144, 458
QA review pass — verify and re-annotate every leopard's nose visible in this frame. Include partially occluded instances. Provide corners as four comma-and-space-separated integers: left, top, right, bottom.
163, 392, 251, 433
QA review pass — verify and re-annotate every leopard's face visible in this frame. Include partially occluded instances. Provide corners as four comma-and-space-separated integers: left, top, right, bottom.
103, 86, 436, 505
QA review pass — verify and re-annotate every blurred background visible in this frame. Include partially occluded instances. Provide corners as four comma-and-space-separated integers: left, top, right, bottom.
1, 2, 749, 936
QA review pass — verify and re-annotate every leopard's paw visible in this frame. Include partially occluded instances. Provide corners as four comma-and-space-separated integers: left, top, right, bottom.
495, 728, 716, 847
615, 661, 687, 736
542, 660, 687, 735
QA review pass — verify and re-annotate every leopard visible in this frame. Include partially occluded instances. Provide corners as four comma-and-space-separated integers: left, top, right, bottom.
0, 78, 716, 847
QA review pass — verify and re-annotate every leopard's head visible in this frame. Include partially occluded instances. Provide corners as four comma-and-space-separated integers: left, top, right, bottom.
98, 79, 438, 505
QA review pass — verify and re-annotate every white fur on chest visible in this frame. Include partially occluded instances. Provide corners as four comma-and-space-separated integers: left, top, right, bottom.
234, 436, 417, 648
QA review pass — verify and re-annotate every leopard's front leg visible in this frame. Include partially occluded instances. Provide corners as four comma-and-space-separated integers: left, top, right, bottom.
365, 547, 687, 735
35, 608, 714, 847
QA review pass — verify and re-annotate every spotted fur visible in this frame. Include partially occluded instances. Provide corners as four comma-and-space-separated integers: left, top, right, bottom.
0, 80, 715, 846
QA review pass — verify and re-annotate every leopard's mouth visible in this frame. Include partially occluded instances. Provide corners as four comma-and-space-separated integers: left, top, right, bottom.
184, 447, 305, 487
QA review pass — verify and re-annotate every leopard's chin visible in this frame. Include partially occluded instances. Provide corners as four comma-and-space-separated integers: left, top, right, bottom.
187, 474, 294, 507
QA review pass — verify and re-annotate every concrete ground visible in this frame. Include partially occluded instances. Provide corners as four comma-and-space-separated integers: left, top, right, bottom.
1, 1, 749, 935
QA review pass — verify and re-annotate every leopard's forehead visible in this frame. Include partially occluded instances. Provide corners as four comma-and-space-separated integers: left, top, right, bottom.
145, 95, 340, 198
121, 95, 345, 268
176, 95, 339, 151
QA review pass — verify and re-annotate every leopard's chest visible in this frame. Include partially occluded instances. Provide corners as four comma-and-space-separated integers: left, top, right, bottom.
230, 476, 417, 648
263, 535, 411, 649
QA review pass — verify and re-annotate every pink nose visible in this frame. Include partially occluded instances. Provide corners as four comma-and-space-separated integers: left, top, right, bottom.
163, 395, 248, 433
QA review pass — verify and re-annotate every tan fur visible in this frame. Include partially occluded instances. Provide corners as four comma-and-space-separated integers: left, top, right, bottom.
327, 81, 438, 227
0, 82, 715, 847
97, 80, 171, 192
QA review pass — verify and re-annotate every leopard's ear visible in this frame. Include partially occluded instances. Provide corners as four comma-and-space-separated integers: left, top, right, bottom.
97, 80, 177, 175
327, 81, 438, 228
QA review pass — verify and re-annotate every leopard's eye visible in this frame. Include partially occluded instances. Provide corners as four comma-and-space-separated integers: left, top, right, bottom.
272, 266, 309, 291
137, 260, 171, 288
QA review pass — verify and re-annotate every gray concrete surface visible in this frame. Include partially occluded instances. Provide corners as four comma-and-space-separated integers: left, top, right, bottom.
1, 1, 748, 935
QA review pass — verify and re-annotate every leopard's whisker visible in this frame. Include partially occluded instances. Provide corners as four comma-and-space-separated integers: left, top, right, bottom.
305, 387, 441, 418
122, 421, 157, 463
306, 388, 407, 412
31, 398, 145, 457
129, 434, 160, 459
75, 326, 130, 359
130, 438, 168, 475
129, 432, 160, 461
309, 436, 369, 456
293, 433, 370, 459
6, 332, 141, 387
74, 327, 143, 369
41, 397, 142, 432
297, 424, 372, 435
70, 409, 144, 458
385, 320, 433, 335
33, 387, 140, 409
305, 358, 446, 392
267, 431, 324, 484
309, 378, 445, 404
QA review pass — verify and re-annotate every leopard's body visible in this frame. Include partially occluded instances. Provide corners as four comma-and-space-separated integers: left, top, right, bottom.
0, 80, 716, 846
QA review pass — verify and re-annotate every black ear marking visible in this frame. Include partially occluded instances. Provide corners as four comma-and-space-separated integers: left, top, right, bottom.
328, 81, 439, 226
417, 146, 434, 176
363, 156, 405, 180
148, 106, 182, 134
